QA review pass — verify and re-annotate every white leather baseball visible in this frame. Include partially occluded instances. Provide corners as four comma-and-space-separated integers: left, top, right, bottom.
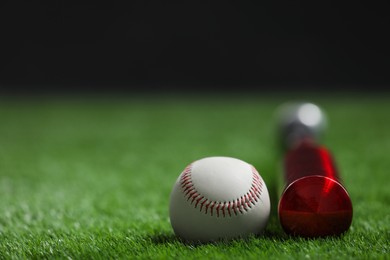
169, 156, 270, 243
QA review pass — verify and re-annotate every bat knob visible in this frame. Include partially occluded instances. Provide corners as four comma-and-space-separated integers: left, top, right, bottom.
275, 102, 327, 150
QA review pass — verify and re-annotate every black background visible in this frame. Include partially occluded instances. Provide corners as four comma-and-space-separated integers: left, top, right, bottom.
1, 1, 389, 94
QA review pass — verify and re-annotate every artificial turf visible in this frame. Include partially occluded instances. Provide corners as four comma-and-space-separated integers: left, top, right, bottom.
0, 93, 388, 259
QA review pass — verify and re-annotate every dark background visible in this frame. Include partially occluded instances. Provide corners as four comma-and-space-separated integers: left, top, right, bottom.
1, 1, 389, 94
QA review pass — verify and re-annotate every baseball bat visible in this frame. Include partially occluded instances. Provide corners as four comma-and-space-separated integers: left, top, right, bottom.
275, 102, 353, 237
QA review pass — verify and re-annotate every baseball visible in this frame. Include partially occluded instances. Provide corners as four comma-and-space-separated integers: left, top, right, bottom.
169, 156, 270, 243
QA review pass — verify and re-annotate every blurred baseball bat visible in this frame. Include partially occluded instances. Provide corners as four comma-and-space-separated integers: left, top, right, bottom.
275, 102, 353, 237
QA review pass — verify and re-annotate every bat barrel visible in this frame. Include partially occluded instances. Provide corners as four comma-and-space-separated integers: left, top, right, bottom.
284, 139, 340, 184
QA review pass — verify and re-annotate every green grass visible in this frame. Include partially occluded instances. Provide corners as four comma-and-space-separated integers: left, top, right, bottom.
0, 93, 389, 259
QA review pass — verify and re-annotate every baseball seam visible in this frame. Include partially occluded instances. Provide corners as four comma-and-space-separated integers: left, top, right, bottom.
180, 163, 263, 217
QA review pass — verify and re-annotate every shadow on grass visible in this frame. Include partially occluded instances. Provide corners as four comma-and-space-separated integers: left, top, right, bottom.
145, 225, 290, 247
144, 220, 346, 247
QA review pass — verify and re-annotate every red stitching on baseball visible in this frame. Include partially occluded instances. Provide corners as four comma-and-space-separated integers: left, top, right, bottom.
210, 202, 216, 216
195, 196, 204, 207
200, 198, 207, 212
216, 203, 221, 217
244, 194, 250, 208
233, 200, 238, 215
179, 163, 263, 218
188, 190, 197, 200
191, 192, 199, 204
241, 196, 248, 211
205, 201, 211, 214
184, 187, 195, 198
181, 179, 192, 187
249, 189, 256, 202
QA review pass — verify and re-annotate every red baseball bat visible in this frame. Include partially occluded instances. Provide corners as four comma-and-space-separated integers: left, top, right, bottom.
276, 102, 353, 237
